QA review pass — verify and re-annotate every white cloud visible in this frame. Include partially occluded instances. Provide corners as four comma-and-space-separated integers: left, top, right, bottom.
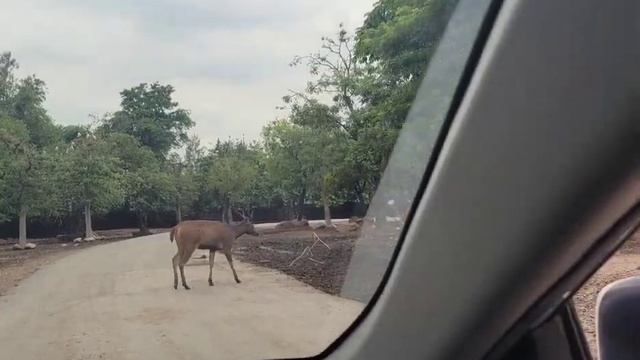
1, 0, 375, 144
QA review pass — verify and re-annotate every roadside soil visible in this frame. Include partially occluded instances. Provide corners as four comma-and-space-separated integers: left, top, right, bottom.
0, 228, 168, 296
235, 225, 360, 295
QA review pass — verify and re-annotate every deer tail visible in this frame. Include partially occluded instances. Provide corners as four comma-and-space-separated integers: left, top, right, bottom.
170, 226, 176, 243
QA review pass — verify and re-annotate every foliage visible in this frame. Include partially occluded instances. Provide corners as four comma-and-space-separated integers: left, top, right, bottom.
0, 117, 60, 222
0, 56, 61, 227
104, 133, 174, 230
167, 152, 198, 220
61, 133, 124, 215
355, 0, 458, 127
101, 82, 194, 158
202, 140, 261, 221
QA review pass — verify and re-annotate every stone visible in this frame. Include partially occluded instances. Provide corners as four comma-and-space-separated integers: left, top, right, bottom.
12, 242, 36, 250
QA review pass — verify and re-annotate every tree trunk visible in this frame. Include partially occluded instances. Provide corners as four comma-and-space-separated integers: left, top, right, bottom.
138, 212, 149, 235
176, 203, 182, 225
227, 206, 233, 224
288, 199, 295, 220
18, 205, 27, 248
296, 188, 306, 221
222, 197, 232, 224
322, 186, 332, 227
353, 182, 367, 216
84, 202, 96, 240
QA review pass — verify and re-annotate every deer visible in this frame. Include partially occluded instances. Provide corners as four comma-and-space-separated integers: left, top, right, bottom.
170, 218, 259, 290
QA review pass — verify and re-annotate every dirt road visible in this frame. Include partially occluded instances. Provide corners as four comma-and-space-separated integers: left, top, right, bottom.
0, 232, 363, 360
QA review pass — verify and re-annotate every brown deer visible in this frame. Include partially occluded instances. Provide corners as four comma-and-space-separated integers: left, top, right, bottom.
170, 219, 259, 290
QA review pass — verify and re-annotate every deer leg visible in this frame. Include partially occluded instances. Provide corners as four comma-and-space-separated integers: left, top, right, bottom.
179, 246, 195, 290
224, 251, 241, 284
179, 264, 190, 290
208, 249, 216, 286
172, 253, 179, 289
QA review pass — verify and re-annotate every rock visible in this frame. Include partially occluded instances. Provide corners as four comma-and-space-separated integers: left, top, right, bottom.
56, 233, 83, 242
348, 216, 363, 224
339, 223, 360, 232
12, 242, 36, 250
313, 223, 338, 232
275, 219, 310, 229
73, 237, 83, 243
83, 236, 96, 242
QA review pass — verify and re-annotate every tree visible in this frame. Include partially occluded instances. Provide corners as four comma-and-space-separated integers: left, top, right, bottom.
167, 153, 197, 224
263, 120, 318, 220
287, 28, 387, 211
10, 75, 57, 147
101, 82, 194, 158
0, 52, 19, 115
289, 24, 362, 119
0, 117, 60, 247
355, 0, 458, 127
204, 140, 258, 223
62, 133, 124, 240
0, 53, 60, 247
129, 161, 174, 235
288, 101, 349, 225
104, 132, 174, 235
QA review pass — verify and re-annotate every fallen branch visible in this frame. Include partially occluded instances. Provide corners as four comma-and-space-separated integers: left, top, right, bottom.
288, 246, 311, 267
312, 232, 331, 249
259, 245, 295, 255
288, 233, 331, 267
308, 257, 325, 265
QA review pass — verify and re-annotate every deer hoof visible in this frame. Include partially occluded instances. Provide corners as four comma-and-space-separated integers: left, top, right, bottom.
236, 279, 242, 284
208, 280, 214, 286
174, 284, 178, 290
183, 285, 191, 290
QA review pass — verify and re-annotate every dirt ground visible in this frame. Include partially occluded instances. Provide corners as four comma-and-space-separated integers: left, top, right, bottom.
0, 231, 363, 360
235, 225, 359, 295
0, 229, 168, 296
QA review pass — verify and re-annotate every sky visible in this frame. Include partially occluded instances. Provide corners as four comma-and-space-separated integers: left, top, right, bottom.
2, 0, 375, 146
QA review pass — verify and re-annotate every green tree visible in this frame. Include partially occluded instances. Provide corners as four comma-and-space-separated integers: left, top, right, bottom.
287, 28, 387, 211
129, 160, 174, 235
0, 117, 61, 247
62, 133, 124, 240
262, 120, 317, 220
101, 82, 194, 158
355, 0, 458, 127
0, 52, 18, 115
10, 75, 57, 147
167, 153, 197, 224
289, 24, 362, 119
204, 140, 258, 223
288, 101, 349, 225
104, 133, 174, 235
0, 53, 60, 247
